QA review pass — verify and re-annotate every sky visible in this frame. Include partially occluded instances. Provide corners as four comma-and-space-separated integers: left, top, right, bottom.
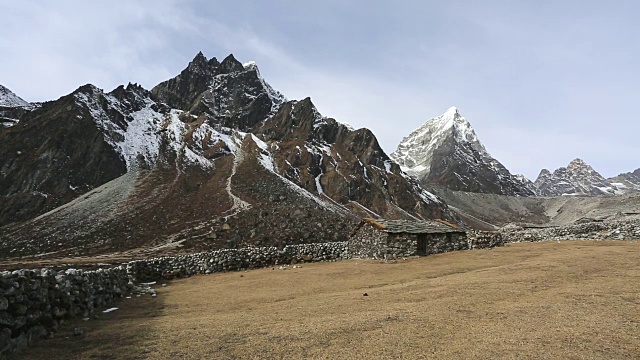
1, 0, 639, 179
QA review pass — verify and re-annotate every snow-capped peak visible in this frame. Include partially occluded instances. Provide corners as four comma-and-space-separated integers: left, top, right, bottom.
0, 85, 29, 107
444, 106, 459, 115
391, 107, 537, 196
391, 107, 481, 177
238, 60, 287, 114
409, 106, 478, 146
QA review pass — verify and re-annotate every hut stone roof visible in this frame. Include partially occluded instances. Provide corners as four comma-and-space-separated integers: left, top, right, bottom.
352, 218, 465, 236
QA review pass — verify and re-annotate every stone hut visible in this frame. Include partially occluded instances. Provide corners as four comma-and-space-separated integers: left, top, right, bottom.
349, 218, 467, 259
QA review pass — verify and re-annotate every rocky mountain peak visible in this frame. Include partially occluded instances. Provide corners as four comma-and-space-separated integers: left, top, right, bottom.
0, 84, 34, 128
391, 107, 535, 196
445, 105, 458, 113
74, 84, 103, 97
538, 169, 551, 177
566, 158, 590, 170
151, 53, 286, 129
191, 51, 208, 64
534, 158, 618, 196
218, 54, 245, 74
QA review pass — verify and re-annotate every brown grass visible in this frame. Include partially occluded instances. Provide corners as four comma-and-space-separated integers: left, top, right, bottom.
19, 240, 640, 359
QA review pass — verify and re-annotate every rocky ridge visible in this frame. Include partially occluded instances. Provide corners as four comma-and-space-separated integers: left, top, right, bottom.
534, 158, 638, 196
607, 168, 640, 193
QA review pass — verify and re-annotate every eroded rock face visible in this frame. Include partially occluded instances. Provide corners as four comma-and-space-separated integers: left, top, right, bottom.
391, 107, 536, 196
255, 98, 454, 221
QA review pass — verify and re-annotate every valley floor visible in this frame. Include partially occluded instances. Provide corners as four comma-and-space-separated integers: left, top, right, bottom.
16, 241, 640, 359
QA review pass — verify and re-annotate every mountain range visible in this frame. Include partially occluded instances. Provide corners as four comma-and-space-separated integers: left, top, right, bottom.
391, 107, 639, 197
0, 53, 453, 261
1, 52, 638, 261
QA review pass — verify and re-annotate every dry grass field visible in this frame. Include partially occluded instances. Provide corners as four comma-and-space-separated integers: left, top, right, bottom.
17, 240, 640, 359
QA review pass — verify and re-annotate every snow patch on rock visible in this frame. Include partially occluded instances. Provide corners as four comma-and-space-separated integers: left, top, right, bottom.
0, 84, 29, 107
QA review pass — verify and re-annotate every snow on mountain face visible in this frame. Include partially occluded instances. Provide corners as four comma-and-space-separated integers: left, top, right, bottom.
254, 97, 453, 221
391, 107, 536, 196
533, 158, 628, 196
73, 83, 246, 171
392, 107, 471, 178
0, 85, 29, 107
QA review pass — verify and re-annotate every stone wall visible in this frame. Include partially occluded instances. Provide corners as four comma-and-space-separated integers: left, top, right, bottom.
0, 266, 132, 356
0, 231, 517, 357
127, 242, 348, 281
467, 231, 505, 249
0, 241, 348, 357
349, 224, 474, 260
384, 232, 470, 259
499, 218, 640, 243
348, 224, 388, 259
421, 233, 469, 255
385, 233, 418, 259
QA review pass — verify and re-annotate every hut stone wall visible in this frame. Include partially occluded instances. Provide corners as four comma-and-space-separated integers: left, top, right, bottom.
348, 223, 388, 259
349, 223, 469, 260
419, 233, 468, 254
385, 233, 418, 258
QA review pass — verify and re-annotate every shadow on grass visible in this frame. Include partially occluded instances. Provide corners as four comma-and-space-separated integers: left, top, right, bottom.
10, 287, 166, 360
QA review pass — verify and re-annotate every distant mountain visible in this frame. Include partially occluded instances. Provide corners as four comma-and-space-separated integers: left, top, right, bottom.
391, 107, 536, 196
0, 52, 457, 260
533, 158, 628, 196
0, 85, 33, 128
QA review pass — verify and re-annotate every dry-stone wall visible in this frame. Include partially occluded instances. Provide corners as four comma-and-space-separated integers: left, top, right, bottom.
348, 225, 388, 259
423, 233, 469, 255
499, 218, 640, 243
0, 242, 348, 357
0, 266, 132, 356
385, 233, 418, 258
127, 242, 349, 281
467, 231, 505, 249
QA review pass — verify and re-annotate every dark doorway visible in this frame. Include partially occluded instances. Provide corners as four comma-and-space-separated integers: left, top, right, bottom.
417, 234, 427, 255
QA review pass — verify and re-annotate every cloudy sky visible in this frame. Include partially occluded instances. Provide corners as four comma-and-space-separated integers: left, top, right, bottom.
2, 0, 638, 179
